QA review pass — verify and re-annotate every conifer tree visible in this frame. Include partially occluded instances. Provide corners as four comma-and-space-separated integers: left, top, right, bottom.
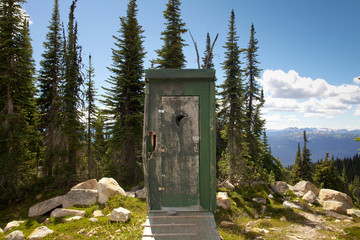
291, 142, 302, 184
37, 0, 64, 177
62, 0, 84, 182
244, 24, 264, 164
155, 0, 187, 68
93, 111, 106, 178
301, 130, 312, 181
218, 10, 248, 180
102, 0, 145, 184
85, 54, 97, 178
0, 0, 37, 205
202, 32, 214, 69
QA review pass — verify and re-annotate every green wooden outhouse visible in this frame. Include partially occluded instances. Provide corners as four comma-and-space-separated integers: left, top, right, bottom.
142, 69, 217, 212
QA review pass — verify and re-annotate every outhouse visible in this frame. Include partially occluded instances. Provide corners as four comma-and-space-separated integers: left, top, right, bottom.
142, 69, 217, 212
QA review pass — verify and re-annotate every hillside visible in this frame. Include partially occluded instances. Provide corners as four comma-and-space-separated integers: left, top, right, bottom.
267, 128, 360, 166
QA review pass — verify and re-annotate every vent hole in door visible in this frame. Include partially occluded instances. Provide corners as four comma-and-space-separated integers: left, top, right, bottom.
175, 114, 186, 127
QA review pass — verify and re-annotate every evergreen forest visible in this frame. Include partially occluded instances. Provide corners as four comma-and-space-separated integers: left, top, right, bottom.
0, 0, 359, 209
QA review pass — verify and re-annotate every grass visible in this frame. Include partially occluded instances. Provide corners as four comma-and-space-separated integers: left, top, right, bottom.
0, 195, 146, 240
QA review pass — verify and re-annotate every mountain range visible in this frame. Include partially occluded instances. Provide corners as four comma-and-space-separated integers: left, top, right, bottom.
267, 127, 360, 166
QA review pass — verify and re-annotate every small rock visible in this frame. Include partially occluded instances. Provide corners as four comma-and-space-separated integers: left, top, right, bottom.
0, 228, 3, 234
252, 197, 266, 205
135, 188, 146, 199
268, 194, 274, 199
223, 179, 235, 190
93, 210, 104, 217
216, 192, 231, 210
65, 216, 82, 222
347, 208, 360, 217
324, 210, 353, 220
28, 226, 53, 240
50, 208, 86, 218
71, 179, 98, 190
87, 227, 100, 237
335, 219, 341, 223
44, 218, 50, 224
35, 194, 42, 200
125, 192, 136, 198
89, 218, 98, 223
115, 229, 121, 233
302, 190, 317, 204
5, 230, 24, 240
282, 200, 303, 210
220, 221, 235, 227
77, 228, 87, 235
4, 221, 25, 233
280, 216, 287, 222
109, 207, 131, 222
98, 177, 126, 204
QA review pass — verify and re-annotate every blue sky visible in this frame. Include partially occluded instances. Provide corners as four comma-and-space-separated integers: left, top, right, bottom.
23, 0, 360, 130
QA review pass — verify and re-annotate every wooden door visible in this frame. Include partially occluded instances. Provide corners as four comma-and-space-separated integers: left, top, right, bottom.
160, 96, 200, 210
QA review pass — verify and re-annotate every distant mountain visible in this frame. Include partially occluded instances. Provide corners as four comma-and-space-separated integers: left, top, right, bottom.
267, 128, 360, 166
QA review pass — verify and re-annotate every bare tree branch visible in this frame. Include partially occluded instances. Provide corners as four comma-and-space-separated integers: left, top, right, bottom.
189, 30, 200, 69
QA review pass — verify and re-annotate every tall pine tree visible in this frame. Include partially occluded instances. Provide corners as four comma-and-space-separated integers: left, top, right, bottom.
102, 0, 145, 184
37, 0, 64, 178
62, 0, 84, 183
85, 54, 97, 179
0, 0, 37, 205
155, 0, 187, 68
218, 10, 248, 180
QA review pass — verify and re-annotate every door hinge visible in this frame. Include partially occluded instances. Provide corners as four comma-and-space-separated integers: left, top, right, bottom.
158, 187, 165, 191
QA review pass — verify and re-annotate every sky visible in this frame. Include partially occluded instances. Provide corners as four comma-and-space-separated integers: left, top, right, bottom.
22, 0, 360, 130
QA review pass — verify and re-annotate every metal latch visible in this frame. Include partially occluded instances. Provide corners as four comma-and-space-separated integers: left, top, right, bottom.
158, 187, 165, 191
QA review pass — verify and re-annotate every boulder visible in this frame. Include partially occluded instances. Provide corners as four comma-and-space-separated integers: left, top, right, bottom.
319, 189, 354, 209
71, 179, 98, 190
324, 210, 353, 220
28, 226, 53, 240
62, 189, 98, 208
98, 177, 126, 204
5, 230, 24, 240
272, 181, 289, 194
252, 197, 266, 205
4, 221, 25, 233
302, 190, 317, 204
93, 210, 104, 217
347, 208, 360, 217
293, 181, 319, 197
109, 207, 131, 222
216, 192, 231, 210
135, 188, 146, 199
323, 200, 347, 214
282, 200, 303, 210
50, 208, 86, 218
29, 195, 64, 217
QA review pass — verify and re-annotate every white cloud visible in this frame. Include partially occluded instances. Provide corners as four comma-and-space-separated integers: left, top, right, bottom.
354, 76, 360, 84
355, 105, 360, 117
261, 70, 360, 118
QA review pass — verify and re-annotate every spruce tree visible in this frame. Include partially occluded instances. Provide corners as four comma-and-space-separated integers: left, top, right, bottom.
102, 0, 145, 184
202, 32, 214, 69
37, 0, 64, 178
291, 142, 302, 184
0, 0, 37, 205
301, 130, 312, 181
85, 54, 97, 178
155, 0, 187, 68
218, 10, 248, 180
62, 0, 84, 183
244, 24, 264, 165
